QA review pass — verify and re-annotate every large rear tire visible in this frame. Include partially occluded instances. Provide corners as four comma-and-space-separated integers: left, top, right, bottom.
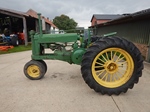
81, 37, 143, 95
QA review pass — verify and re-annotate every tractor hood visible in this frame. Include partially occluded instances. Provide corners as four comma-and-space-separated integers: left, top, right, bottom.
34, 33, 79, 43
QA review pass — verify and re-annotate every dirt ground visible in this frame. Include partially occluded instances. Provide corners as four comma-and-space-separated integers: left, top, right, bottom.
0, 50, 150, 112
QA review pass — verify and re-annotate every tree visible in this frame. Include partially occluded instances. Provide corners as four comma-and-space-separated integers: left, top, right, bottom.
53, 14, 77, 32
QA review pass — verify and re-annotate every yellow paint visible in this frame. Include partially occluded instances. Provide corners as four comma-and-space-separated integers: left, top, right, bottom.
92, 48, 134, 88
27, 65, 40, 78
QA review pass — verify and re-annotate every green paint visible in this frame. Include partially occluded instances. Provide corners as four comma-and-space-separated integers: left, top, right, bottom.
29, 13, 92, 64
37, 13, 42, 36
71, 48, 86, 65
35, 33, 79, 43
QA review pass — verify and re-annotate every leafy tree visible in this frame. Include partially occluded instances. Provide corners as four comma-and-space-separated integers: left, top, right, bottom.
53, 14, 77, 32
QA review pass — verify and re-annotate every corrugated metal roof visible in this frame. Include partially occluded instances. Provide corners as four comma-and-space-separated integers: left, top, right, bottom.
43, 17, 57, 28
90, 8, 150, 28
94, 14, 123, 20
0, 7, 28, 16
26, 9, 39, 19
26, 9, 57, 28
91, 14, 123, 22
132, 8, 150, 17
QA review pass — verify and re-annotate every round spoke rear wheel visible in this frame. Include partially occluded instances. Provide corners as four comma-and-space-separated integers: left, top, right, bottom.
92, 48, 134, 88
81, 37, 143, 95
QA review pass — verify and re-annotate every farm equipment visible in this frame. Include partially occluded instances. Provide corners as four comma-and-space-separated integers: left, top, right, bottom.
0, 33, 19, 46
24, 13, 143, 95
0, 32, 18, 51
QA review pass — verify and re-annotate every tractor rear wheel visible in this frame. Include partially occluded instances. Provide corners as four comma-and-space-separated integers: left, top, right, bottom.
81, 37, 143, 95
24, 60, 46, 80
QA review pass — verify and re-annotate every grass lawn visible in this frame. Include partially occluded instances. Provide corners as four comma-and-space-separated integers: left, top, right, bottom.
0, 44, 32, 55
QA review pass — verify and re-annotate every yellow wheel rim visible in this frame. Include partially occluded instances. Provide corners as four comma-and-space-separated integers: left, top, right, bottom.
92, 48, 134, 88
27, 65, 40, 78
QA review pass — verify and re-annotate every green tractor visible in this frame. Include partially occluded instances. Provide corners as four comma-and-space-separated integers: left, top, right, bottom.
24, 13, 143, 95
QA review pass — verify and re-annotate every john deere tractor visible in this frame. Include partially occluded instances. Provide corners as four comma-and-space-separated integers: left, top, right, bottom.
24, 13, 143, 95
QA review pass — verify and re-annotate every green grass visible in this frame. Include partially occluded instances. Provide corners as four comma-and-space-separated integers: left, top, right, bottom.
0, 44, 32, 55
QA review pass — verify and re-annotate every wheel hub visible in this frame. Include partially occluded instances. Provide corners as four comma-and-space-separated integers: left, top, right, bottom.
27, 65, 40, 78
32, 69, 38, 73
105, 61, 118, 74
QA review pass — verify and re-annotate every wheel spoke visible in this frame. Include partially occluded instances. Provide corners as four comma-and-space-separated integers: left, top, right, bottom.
105, 73, 109, 81
112, 74, 115, 81
109, 74, 112, 82
117, 56, 125, 62
113, 73, 118, 81
101, 54, 108, 62
111, 51, 113, 60
96, 62, 104, 66
115, 53, 122, 63
115, 72, 121, 80
118, 67, 127, 72
96, 70, 105, 77
95, 69, 105, 76
95, 69, 105, 73
101, 72, 108, 80
112, 51, 117, 61
116, 71, 124, 78
118, 61, 127, 64
106, 52, 110, 61
115, 72, 122, 81
98, 58, 106, 63
95, 65, 104, 68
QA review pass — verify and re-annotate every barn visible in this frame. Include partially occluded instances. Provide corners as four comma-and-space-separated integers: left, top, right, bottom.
90, 8, 150, 62
0, 8, 58, 45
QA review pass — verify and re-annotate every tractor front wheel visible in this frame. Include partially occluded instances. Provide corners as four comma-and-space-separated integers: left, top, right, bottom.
81, 37, 143, 95
24, 60, 46, 80
38, 60, 47, 73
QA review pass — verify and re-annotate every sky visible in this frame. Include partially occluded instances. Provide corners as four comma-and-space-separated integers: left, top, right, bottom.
0, 0, 150, 28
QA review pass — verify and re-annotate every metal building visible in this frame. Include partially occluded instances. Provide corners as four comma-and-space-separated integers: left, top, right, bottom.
90, 8, 150, 62
0, 8, 58, 46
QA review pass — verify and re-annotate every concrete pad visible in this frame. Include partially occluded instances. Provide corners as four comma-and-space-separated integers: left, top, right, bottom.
112, 62, 150, 112
0, 51, 119, 112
